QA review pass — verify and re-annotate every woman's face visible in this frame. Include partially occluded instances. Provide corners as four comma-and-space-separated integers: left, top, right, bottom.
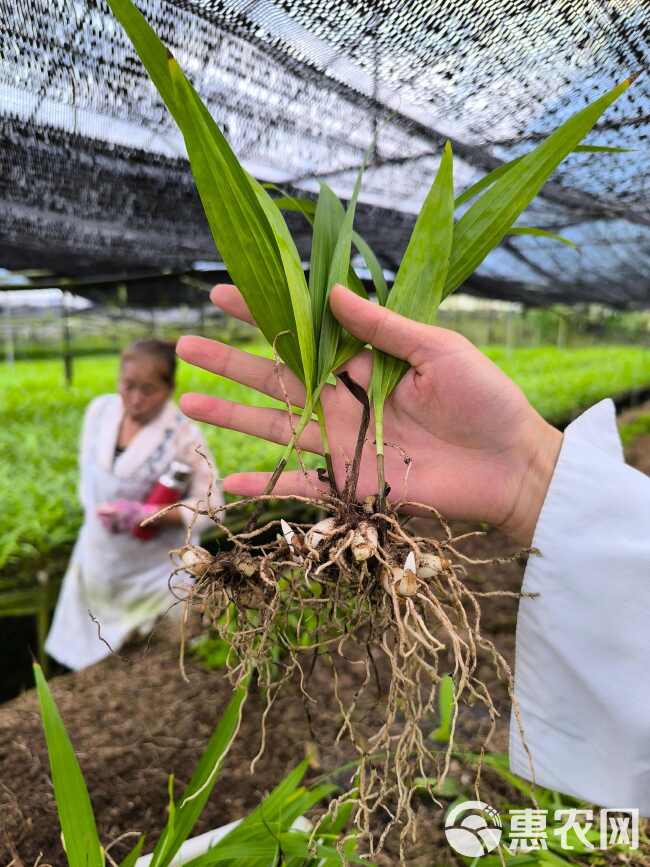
119, 357, 172, 424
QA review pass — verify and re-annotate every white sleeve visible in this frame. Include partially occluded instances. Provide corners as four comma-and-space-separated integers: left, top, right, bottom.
176, 422, 225, 537
509, 398, 650, 814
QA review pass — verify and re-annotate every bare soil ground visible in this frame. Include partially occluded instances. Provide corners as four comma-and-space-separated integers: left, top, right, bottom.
2, 412, 649, 867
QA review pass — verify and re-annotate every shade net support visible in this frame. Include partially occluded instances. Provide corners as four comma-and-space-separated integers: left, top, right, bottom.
1, 0, 649, 307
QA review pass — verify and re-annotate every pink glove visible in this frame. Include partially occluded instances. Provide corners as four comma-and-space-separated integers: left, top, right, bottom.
96, 500, 158, 534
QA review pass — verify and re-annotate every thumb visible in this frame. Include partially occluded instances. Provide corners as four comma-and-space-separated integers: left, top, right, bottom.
329, 283, 442, 366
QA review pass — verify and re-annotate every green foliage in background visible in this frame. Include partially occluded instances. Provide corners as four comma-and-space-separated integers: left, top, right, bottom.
2, 344, 650, 584
619, 412, 650, 446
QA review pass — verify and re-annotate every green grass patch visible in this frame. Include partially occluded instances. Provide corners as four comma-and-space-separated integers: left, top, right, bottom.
619, 412, 650, 446
2, 344, 650, 579
484, 344, 650, 423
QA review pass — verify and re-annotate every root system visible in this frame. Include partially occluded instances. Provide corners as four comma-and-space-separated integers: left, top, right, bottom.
164, 482, 538, 859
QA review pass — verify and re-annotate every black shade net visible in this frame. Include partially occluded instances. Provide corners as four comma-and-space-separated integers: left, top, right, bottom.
1, 0, 649, 307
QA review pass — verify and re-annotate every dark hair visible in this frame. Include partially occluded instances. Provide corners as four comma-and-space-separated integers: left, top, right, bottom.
121, 339, 177, 387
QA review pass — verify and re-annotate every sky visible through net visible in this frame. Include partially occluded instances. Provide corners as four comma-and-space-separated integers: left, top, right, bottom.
1, 0, 649, 306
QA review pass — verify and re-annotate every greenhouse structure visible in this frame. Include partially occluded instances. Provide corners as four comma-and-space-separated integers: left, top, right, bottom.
1, 2, 650, 866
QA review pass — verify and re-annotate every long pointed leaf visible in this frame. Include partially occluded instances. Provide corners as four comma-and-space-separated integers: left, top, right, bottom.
455, 156, 525, 208
445, 77, 633, 297
167, 57, 314, 389
508, 227, 577, 248
33, 663, 104, 867
574, 144, 633, 153
317, 169, 364, 385
310, 184, 346, 344
352, 231, 389, 304
277, 832, 369, 864
268, 183, 384, 310
454, 142, 632, 208
270, 194, 317, 219
108, 0, 315, 390
149, 685, 248, 867
182, 762, 312, 867
250, 172, 317, 390
372, 141, 454, 402
118, 835, 146, 867
430, 674, 455, 743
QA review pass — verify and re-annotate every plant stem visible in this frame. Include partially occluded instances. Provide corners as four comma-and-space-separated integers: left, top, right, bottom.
316, 402, 339, 497
244, 392, 321, 531
374, 398, 386, 512
337, 371, 370, 504
263, 394, 318, 495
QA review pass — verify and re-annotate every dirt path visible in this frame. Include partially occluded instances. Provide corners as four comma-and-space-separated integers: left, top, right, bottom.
2, 416, 649, 866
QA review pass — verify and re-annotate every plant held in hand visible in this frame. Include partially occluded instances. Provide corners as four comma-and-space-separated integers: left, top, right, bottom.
106, 0, 634, 855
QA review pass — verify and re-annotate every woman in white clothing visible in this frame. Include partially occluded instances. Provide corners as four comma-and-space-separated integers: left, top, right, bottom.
46, 339, 222, 671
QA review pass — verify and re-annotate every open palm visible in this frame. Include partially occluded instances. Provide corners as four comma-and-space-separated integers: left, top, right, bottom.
177, 283, 561, 545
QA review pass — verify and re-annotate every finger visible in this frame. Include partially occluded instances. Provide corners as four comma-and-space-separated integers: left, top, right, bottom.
210, 283, 256, 326
176, 335, 306, 406
180, 393, 323, 454
223, 470, 329, 499
329, 283, 459, 367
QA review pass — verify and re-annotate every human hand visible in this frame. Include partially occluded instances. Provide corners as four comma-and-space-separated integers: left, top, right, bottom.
176, 283, 562, 547
96, 500, 158, 534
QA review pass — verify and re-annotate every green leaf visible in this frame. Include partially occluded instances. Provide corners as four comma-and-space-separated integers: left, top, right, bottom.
574, 144, 634, 153
430, 674, 455, 743
250, 172, 318, 391
182, 839, 280, 863
507, 227, 577, 248
310, 184, 347, 345
118, 835, 146, 867
454, 143, 632, 209
317, 168, 365, 385
108, 0, 315, 392
182, 761, 327, 867
148, 685, 248, 867
372, 141, 454, 404
413, 776, 460, 798
313, 799, 356, 839
455, 156, 525, 208
277, 831, 369, 864
445, 77, 633, 297
271, 194, 317, 219
352, 231, 389, 305
33, 663, 104, 867
169, 59, 315, 391
105, 0, 179, 116
461, 750, 547, 804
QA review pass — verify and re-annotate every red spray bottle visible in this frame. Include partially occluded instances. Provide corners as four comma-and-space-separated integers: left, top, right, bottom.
132, 461, 192, 540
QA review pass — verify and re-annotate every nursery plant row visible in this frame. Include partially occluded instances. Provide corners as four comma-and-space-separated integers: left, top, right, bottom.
1, 343, 649, 583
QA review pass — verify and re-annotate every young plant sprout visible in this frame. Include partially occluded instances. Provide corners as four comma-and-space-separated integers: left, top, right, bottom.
108, 0, 634, 855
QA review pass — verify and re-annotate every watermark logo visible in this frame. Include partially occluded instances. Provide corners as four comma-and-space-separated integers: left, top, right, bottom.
444, 800, 503, 857
445, 803, 639, 857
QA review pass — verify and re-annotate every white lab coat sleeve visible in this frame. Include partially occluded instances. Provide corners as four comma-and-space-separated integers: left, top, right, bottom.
176, 421, 224, 537
509, 398, 650, 814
